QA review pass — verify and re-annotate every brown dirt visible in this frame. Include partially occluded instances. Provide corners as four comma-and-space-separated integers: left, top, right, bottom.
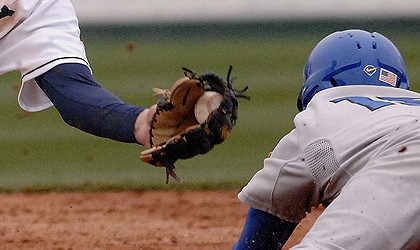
0, 190, 323, 249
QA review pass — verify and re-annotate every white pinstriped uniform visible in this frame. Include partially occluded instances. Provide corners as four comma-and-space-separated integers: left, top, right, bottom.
0, 0, 89, 112
239, 85, 420, 249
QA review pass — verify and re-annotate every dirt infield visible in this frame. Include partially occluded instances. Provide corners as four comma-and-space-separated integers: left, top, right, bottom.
0, 190, 323, 249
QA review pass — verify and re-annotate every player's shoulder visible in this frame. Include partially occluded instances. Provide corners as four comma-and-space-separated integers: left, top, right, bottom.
303, 85, 420, 115
313, 85, 420, 101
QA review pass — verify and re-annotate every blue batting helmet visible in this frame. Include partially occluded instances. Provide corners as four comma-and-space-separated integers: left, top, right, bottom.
297, 29, 409, 111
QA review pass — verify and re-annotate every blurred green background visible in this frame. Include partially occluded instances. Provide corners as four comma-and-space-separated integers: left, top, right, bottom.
1, 19, 420, 192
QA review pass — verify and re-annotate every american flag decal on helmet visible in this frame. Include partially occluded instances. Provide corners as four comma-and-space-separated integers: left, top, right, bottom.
379, 68, 397, 86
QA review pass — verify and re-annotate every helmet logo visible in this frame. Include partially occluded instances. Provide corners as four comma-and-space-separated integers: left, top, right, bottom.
364, 65, 377, 76
379, 68, 398, 86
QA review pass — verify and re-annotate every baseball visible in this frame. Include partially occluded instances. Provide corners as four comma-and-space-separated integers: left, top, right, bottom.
195, 91, 224, 124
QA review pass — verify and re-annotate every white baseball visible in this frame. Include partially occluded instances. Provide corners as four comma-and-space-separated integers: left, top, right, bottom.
195, 91, 224, 124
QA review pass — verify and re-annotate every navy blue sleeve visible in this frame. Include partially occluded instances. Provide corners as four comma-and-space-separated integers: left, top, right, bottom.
35, 63, 146, 143
233, 207, 298, 250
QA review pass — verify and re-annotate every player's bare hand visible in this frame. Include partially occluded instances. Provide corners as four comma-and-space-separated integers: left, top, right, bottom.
134, 104, 157, 147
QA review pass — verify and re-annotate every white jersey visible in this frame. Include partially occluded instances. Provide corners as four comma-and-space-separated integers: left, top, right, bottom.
238, 85, 420, 249
0, 0, 89, 111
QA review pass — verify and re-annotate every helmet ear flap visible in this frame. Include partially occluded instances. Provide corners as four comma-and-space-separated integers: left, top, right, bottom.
297, 67, 336, 111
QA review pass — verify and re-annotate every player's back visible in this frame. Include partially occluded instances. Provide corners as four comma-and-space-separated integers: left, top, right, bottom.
293, 85, 420, 201
296, 84, 420, 153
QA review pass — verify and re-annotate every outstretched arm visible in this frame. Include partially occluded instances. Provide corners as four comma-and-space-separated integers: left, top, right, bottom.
35, 63, 151, 144
233, 207, 298, 250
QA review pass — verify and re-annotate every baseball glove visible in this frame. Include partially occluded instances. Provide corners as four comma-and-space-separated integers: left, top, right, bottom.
140, 66, 249, 184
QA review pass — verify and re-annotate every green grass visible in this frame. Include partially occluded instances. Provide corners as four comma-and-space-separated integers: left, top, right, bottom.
1, 22, 420, 192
